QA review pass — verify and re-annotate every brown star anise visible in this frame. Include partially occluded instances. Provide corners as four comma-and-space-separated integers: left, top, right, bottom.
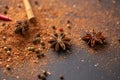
14, 20, 29, 36
48, 32, 71, 51
82, 30, 105, 48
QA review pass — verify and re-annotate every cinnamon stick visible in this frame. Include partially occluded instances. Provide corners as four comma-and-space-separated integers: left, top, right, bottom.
23, 0, 35, 22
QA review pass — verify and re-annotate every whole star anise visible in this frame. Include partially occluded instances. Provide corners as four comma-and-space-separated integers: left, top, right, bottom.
48, 32, 71, 51
14, 20, 29, 36
82, 30, 105, 48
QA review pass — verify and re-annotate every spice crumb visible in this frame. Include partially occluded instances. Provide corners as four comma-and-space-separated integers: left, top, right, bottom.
60, 75, 64, 80
81, 59, 84, 62
5, 5, 9, 9
16, 76, 19, 79
35, 1, 38, 5
6, 65, 11, 71
118, 39, 120, 43
3, 11, 7, 15
2, 36, 6, 41
94, 63, 99, 67
37, 74, 46, 80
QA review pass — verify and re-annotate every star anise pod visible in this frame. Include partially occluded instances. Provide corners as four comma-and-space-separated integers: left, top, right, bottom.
48, 33, 71, 51
82, 30, 105, 48
14, 20, 29, 35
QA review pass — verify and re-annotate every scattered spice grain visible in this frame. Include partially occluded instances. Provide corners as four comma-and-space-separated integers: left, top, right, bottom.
60, 75, 64, 80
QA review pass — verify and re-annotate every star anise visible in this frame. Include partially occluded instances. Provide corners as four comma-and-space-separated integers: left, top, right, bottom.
14, 20, 29, 35
48, 32, 71, 51
82, 30, 105, 48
